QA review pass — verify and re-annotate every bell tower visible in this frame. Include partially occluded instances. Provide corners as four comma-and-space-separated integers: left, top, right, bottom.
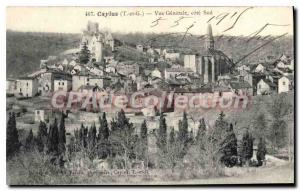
205, 24, 214, 50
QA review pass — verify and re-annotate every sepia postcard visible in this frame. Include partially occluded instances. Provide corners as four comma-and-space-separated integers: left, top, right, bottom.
6, 6, 295, 185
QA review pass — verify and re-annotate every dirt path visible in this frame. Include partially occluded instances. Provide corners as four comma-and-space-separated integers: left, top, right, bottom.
144, 163, 294, 185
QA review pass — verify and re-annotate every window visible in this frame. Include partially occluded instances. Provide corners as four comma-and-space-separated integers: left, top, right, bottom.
58, 82, 60, 85
26, 82, 28, 87
62, 82, 64, 85
258, 85, 261, 89
37, 110, 40, 114
283, 81, 286, 86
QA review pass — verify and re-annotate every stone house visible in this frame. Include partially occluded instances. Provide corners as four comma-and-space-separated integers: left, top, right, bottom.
6, 78, 16, 95
72, 74, 110, 91
37, 70, 71, 96
15, 77, 38, 98
54, 79, 72, 92
278, 76, 293, 94
257, 79, 277, 95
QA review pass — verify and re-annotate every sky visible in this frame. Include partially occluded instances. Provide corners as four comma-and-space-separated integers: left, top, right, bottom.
6, 7, 293, 37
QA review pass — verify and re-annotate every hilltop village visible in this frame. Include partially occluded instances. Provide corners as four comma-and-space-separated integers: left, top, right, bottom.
6, 21, 295, 185
6, 21, 294, 128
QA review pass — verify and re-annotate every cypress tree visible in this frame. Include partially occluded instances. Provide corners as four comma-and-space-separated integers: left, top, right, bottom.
241, 130, 254, 165
79, 123, 88, 148
90, 123, 97, 147
58, 112, 66, 155
36, 121, 48, 152
25, 129, 34, 151
178, 112, 189, 146
97, 113, 110, 159
196, 118, 206, 144
140, 120, 148, 145
87, 123, 97, 160
140, 120, 148, 160
157, 112, 167, 152
47, 118, 59, 155
98, 112, 109, 141
7, 112, 20, 157
169, 127, 175, 145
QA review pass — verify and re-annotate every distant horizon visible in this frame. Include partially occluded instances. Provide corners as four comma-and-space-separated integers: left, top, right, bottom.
6, 29, 294, 38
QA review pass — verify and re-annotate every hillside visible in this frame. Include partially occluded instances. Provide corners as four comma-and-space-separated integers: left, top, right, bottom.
6, 31, 293, 78
114, 32, 293, 65
6, 31, 80, 78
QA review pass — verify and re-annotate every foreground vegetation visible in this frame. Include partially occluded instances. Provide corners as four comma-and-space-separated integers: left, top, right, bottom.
6, 93, 293, 185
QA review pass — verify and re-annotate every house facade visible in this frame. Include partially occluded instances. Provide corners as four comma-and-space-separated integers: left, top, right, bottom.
54, 79, 72, 92
184, 55, 196, 72
15, 77, 38, 98
257, 79, 276, 95
278, 76, 290, 93
6, 79, 16, 95
37, 70, 71, 96
72, 75, 110, 91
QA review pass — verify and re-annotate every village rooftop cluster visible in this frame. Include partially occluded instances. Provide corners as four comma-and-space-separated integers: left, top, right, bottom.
6, 21, 295, 119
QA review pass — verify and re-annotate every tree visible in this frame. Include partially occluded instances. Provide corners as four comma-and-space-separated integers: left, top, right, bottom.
257, 137, 267, 166
169, 127, 175, 145
97, 112, 110, 159
7, 112, 20, 157
196, 118, 206, 144
156, 112, 167, 152
98, 112, 109, 141
220, 123, 238, 167
140, 120, 148, 146
268, 94, 291, 152
110, 109, 136, 166
189, 129, 195, 144
35, 121, 48, 152
25, 129, 34, 151
79, 124, 88, 148
241, 130, 253, 165
58, 112, 66, 155
87, 123, 97, 160
88, 123, 97, 148
178, 112, 189, 146
214, 112, 228, 138
79, 42, 91, 64
139, 120, 148, 160
47, 118, 59, 155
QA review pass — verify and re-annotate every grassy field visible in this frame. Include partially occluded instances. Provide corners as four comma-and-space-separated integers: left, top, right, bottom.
144, 163, 294, 185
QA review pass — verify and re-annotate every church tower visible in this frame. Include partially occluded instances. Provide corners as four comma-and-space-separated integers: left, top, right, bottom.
205, 24, 214, 50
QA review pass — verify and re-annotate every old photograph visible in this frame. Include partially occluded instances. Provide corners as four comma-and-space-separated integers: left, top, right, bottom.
6, 6, 294, 185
